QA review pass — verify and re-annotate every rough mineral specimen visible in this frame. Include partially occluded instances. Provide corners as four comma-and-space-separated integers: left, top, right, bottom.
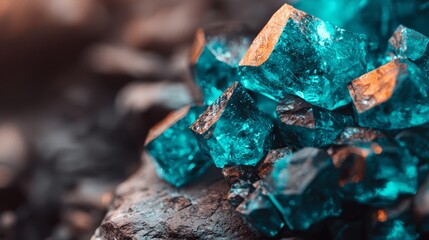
265, 147, 342, 231
236, 186, 285, 237
191, 82, 274, 168
239, 3, 371, 110
145, 106, 211, 187
330, 141, 418, 206
387, 25, 429, 77
395, 124, 429, 161
335, 127, 385, 145
276, 95, 354, 147
191, 27, 252, 104
348, 59, 429, 129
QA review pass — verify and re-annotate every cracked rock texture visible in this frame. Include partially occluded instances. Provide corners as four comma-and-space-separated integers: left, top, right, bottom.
91, 155, 261, 240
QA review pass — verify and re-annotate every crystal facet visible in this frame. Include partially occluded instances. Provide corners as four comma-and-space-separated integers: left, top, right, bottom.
239, 4, 371, 110
330, 141, 418, 206
335, 127, 385, 145
266, 147, 342, 231
191, 82, 274, 168
276, 95, 355, 147
348, 59, 429, 129
236, 186, 285, 237
145, 106, 211, 187
191, 27, 252, 104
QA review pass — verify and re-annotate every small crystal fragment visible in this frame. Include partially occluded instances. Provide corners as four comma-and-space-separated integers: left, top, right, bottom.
145, 106, 212, 187
387, 25, 429, 75
335, 127, 385, 145
239, 4, 371, 110
227, 180, 256, 208
191, 82, 274, 168
265, 148, 342, 231
276, 95, 354, 147
348, 59, 429, 129
222, 165, 259, 186
330, 141, 418, 206
191, 27, 252, 104
257, 147, 292, 179
236, 185, 285, 237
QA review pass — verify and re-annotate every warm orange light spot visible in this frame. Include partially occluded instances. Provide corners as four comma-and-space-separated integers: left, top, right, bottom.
377, 209, 388, 222
348, 60, 404, 113
239, 4, 296, 67
372, 143, 383, 154
190, 28, 206, 65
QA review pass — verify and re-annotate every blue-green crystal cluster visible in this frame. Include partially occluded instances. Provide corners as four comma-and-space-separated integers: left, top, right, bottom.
145, 2, 429, 239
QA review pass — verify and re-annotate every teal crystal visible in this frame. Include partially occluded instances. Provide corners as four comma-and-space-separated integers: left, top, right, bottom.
239, 4, 371, 110
236, 184, 285, 237
276, 94, 355, 147
191, 82, 274, 168
191, 27, 251, 104
348, 59, 429, 129
330, 141, 418, 206
145, 106, 211, 187
387, 25, 429, 77
292, 1, 429, 47
266, 148, 342, 231
395, 124, 429, 161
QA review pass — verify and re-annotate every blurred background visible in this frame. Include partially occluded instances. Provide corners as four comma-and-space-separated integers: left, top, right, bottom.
0, 1, 283, 239
0, 0, 428, 239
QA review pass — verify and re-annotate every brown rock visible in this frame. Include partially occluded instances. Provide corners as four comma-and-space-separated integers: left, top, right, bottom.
92, 157, 260, 239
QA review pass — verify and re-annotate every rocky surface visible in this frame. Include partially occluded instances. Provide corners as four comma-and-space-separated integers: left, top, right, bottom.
92, 155, 261, 240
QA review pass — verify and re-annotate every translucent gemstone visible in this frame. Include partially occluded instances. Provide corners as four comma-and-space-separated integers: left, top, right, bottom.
191, 82, 274, 168
191, 27, 252, 104
292, 1, 429, 47
370, 201, 419, 240
348, 59, 429, 129
239, 4, 371, 110
265, 147, 342, 231
330, 141, 418, 206
335, 127, 385, 145
276, 95, 354, 147
236, 184, 285, 237
387, 25, 429, 68
145, 106, 212, 187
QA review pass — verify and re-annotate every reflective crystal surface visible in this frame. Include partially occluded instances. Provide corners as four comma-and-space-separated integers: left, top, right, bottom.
239, 4, 371, 110
191, 27, 252, 104
236, 185, 285, 237
145, 106, 211, 187
266, 148, 342, 231
387, 25, 429, 66
276, 95, 354, 147
191, 82, 274, 168
348, 59, 429, 129
330, 141, 418, 206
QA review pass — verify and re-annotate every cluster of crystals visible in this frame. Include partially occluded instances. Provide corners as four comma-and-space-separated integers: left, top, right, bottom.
145, 2, 429, 239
